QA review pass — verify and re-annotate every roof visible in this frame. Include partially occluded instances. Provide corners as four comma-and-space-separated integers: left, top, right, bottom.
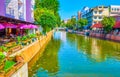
113, 21, 120, 28
91, 23, 103, 28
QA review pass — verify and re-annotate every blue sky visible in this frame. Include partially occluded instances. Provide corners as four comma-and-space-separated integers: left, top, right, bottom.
59, 0, 120, 20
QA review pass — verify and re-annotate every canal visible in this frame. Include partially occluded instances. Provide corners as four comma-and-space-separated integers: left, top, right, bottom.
29, 31, 120, 77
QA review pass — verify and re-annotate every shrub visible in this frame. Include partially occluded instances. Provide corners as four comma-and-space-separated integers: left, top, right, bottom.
4, 60, 16, 72
0, 52, 5, 59
22, 36, 27, 41
1, 46, 9, 52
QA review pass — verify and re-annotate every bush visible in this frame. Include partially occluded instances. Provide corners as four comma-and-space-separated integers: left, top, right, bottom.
4, 60, 16, 72
22, 36, 27, 41
0, 52, 5, 59
29, 34, 36, 38
0, 46, 9, 52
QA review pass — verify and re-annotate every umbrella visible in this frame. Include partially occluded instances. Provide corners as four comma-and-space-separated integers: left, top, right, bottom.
2, 23, 17, 28
19, 24, 30, 29
29, 24, 38, 29
0, 24, 5, 29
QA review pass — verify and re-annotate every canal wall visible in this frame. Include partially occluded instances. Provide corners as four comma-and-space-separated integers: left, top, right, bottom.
10, 31, 53, 62
10, 63, 28, 77
1, 31, 53, 77
67, 30, 120, 42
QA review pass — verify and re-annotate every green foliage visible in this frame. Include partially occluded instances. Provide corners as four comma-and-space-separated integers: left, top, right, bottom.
39, 12, 57, 32
22, 36, 27, 41
71, 18, 76, 26
0, 46, 9, 52
62, 18, 77, 29
17, 36, 21, 44
77, 18, 88, 30
4, 60, 15, 72
0, 52, 5, 59
65, 20, 73, 29
55, 13, 61, 27
17, 36, 21, 41
61, 20, 66, 27
101, 17, 115, 33
29, 34, 36, 38
35, 0, 59, 13
35, 0, 60, 32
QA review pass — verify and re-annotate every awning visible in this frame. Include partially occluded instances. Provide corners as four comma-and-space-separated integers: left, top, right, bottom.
29, 24, 38, 29
91, 23, 103, 28
113, 21, 120, 28
0, 24, 5, 29
18, 24, 29, 29
2, 23, 17, 28
19, 24, 38, 29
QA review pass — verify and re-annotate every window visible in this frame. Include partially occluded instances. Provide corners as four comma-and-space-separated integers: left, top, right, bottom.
94, 11, 97, 14
99, 16, 102, 19
99, 11, 102, 14
114, 8, 117, 11
117, 8, 119, 11
94, 16, 97, 19
9, 8, 14, 16
19, 12, 23, 18
112, 8, 114, 11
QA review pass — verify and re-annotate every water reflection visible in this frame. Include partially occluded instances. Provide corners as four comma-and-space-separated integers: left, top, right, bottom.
30, 31, 120, 77
30, 32, 61, 77
67, 33, 120, 62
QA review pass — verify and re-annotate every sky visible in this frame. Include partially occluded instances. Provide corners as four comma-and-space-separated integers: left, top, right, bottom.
59, 0, 120, 20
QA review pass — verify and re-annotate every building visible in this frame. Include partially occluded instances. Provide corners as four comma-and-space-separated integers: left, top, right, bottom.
109, 5, 120, 21
77, 11, 81, 20
0, 0, 35, 23
81, 5, 120, 29
92, 6, 109, 25
81, 6, 93, 29
81, 6, 110, 29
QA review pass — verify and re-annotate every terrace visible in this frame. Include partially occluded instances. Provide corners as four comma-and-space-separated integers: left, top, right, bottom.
0, 15, 40, 76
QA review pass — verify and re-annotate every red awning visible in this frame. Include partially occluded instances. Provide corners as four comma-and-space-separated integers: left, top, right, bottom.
91, 23, 103, 28
113, 21, 120, 28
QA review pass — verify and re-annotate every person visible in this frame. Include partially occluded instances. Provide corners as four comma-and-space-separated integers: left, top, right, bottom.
10, 34, 14, 38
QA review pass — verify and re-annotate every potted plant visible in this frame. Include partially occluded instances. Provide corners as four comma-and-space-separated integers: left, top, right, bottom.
0, 46, 9, 56
29, 34, 37, 42
21, 36, 28, 46
0, 52, 5, 73
16, 36, 21, 45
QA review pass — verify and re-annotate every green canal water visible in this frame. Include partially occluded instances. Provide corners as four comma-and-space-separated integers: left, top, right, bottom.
29, 31, 120, 77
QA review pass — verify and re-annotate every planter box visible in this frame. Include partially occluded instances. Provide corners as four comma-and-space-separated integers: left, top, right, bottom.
22, 41, 28, 46
10, 45, 21, 53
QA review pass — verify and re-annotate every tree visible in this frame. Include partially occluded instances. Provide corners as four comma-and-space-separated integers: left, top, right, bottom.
101, 17, 115, 33
60, 20, 66, 27
35, 0, 59, 14
34, 0, 61, 33
39, 12, 57, 33
65, 19, 73, 29
55, 13, 61, 27
77, 18, 88, 30
71, 18, 76, 26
